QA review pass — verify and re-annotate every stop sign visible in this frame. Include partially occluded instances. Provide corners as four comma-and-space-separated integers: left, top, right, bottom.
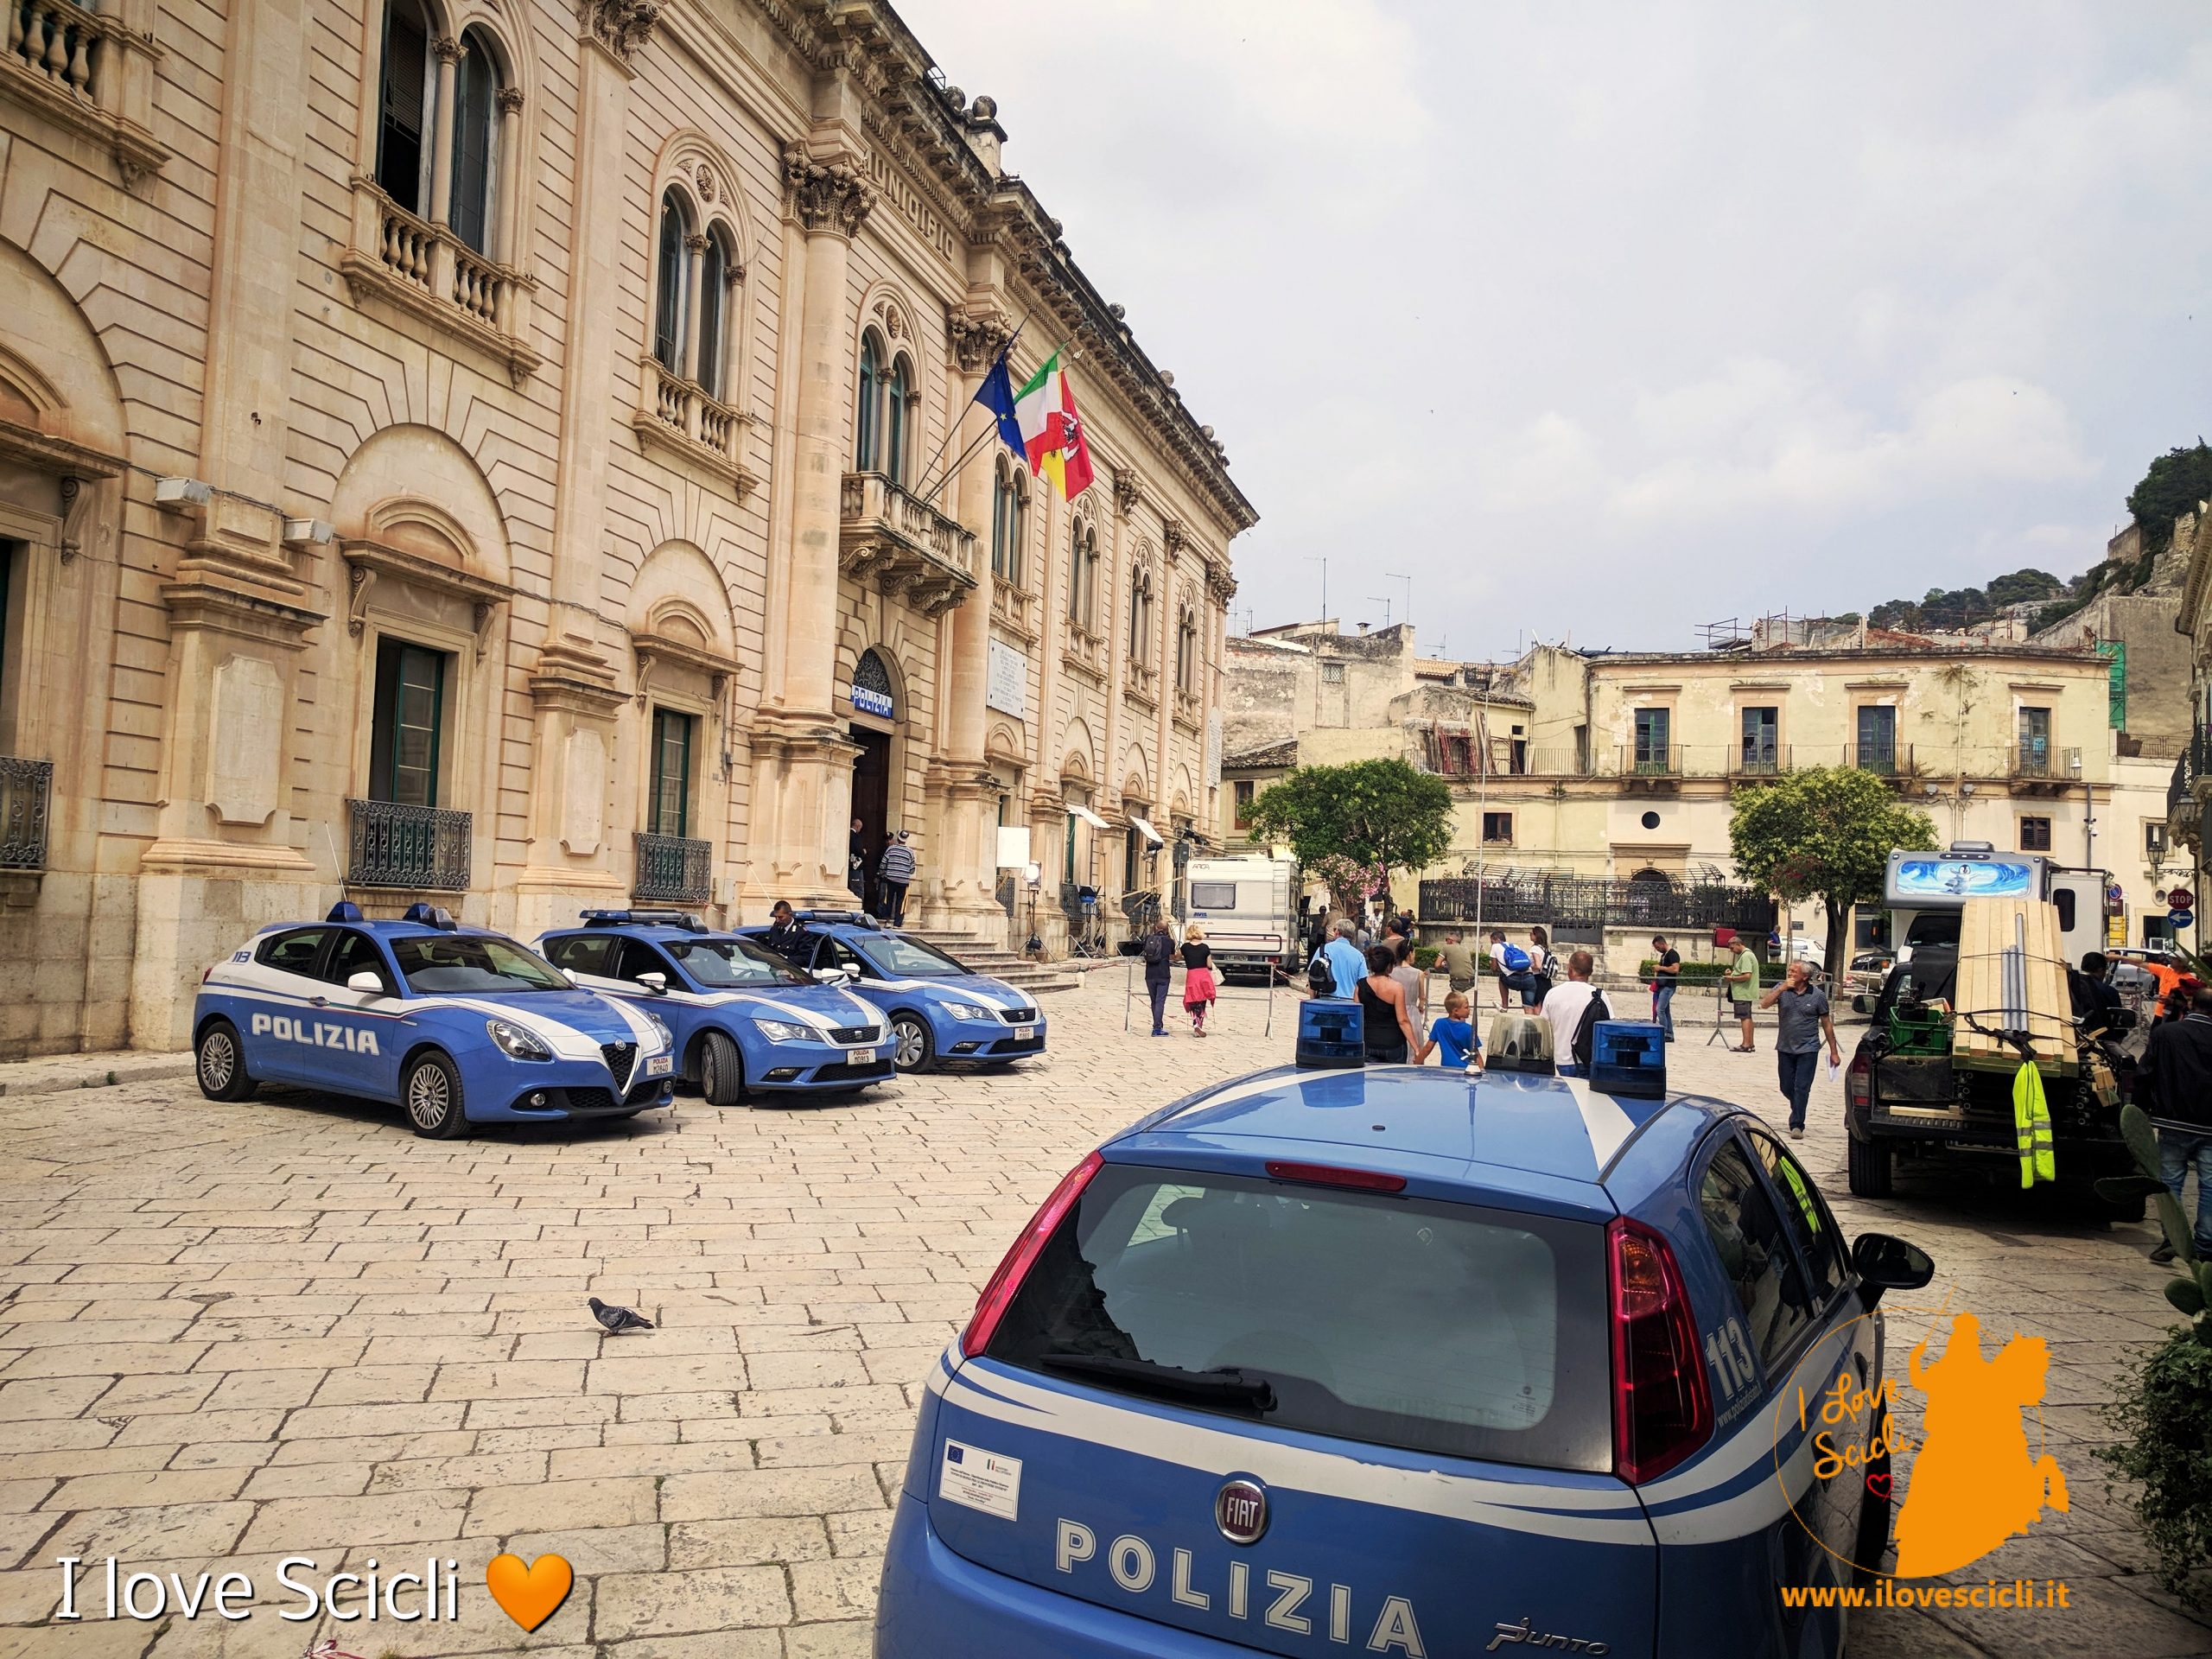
2171, 887, 2195, 911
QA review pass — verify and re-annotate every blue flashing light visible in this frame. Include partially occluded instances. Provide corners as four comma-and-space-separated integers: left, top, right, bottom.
326, 900, 364, 923
400, 902, 458, 931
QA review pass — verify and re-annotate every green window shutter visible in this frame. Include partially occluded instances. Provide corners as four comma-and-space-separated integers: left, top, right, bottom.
651, 709, 693, 839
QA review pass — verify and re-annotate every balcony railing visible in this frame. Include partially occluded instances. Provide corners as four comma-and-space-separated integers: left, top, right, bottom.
632, 356, 754, 492
1732, 744, 1788, 778
0, 757, 52, 871
2012, 742, 2080, 781
1420, 873, 1777, 935
346, 799, 471, 890
2, 0, 167, 182
1847, 742, 1912, 777
837, 472, 978, 618
1621, 744, 1682, 777
341, 181, 539, 383
634, 831, 711, 904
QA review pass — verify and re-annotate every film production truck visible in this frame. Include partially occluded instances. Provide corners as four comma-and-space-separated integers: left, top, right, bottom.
1842, 841, 2133, 1207
1182, 855, 1300, 983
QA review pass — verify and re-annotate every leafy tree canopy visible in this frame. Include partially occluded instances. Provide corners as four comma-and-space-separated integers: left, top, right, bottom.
1730, 767, 1938, 975
2127, 442, 2212, 558
1245, 760, 1455, 906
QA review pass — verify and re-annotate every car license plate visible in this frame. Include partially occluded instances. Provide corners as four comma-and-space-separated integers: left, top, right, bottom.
645, 1054, 672, 1077
849, 1047, 877, 1065
1014, 1025, 1035, 1040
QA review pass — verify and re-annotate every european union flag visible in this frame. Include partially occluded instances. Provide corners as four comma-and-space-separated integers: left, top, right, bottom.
975, 345, 1025, 454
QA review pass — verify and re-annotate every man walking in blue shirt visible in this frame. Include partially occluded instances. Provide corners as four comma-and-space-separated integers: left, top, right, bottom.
1319, 918, 1369, 1000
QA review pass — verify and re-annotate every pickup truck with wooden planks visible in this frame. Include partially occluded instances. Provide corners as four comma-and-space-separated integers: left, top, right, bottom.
1841, 844, 2133, 1207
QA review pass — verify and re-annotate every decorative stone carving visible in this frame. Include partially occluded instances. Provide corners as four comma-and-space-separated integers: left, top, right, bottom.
207, 656, 284, 827
497, 86, 525, 115
694, 162, 715, 201
946, 311, 1013, 374
1111, 465, 1144, 519
782, 143, 874, 238
1162, 518, 1187, 555
579, 0, 661, 66
431, 35, 463, 65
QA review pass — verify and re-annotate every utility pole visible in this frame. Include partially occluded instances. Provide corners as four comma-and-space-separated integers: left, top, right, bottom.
1306, 555, 1327, 626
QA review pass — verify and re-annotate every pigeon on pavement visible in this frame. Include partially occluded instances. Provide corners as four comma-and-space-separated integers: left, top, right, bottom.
588, 1296, 654, 1333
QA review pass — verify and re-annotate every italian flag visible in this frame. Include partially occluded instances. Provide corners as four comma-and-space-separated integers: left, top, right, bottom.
1014, 353, 1095, 500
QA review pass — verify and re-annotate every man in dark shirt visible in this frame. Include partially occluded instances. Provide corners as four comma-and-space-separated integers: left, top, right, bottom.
1650, 934, 1681, 1042
760, 899, 804, 962
2142, 987, 2212, 1263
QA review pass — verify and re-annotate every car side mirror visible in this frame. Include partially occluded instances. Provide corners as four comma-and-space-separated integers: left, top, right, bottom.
842, 963, 861, 980
346, 971, 385, 997
811, 967, 844, 983
637, 971, 667, 995
1852, 1232, 1935, 1307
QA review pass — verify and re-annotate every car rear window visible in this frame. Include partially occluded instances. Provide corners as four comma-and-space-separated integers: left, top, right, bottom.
983, 1161, 1611, 1471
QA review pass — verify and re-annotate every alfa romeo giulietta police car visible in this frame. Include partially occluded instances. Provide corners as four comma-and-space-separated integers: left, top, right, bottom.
192, 903, 677, 1136
740, 912, 1046, 1074
876, 1062, 1936, 1658
537, 910, 894, 1103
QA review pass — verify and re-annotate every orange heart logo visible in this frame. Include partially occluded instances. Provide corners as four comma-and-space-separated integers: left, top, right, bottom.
485, 1552, 574, 1631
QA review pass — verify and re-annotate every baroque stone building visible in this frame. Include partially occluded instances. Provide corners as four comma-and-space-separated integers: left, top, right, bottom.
0, 0, 1254, 1056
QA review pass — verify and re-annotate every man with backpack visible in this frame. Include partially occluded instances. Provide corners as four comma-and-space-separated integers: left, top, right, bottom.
1311, 918, 1369, 1001
1541, 950, 1608, 1077
1491, 928, 1549, 1008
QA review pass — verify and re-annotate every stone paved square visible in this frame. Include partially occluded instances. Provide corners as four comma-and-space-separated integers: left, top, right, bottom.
1, 972, 2206, 1658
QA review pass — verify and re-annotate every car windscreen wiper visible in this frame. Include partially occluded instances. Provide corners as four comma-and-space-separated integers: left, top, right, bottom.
1036, 1352, 1276, 1410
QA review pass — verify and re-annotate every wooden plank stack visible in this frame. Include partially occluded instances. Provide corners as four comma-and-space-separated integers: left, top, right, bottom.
1953, 897, 2075, 1075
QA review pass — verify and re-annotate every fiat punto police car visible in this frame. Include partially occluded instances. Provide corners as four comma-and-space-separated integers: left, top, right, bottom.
877, 1063, 1936, 1659
536, 910, 894, 1103
740, 912, 1046, 1074
192, 902, 677, 1136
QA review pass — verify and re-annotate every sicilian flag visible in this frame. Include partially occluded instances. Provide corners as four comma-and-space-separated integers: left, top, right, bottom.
980, 351, 1094, 500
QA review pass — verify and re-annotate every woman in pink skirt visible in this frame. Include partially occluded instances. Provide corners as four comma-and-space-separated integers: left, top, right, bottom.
1180, 924, 1218, 1036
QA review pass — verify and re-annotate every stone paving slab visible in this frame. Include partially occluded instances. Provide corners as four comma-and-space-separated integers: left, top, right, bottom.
0, 976, 2202, 1656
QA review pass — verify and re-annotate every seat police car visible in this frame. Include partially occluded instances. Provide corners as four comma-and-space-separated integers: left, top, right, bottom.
192, 902, 677, 1136
877, 1061, 1936, 1658
740, 912, 1046, 1074
536, 909, 894, 1103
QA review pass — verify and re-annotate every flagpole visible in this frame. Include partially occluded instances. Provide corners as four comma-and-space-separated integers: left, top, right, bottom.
914, 329, 1084, 506
912, 316, 1027, 504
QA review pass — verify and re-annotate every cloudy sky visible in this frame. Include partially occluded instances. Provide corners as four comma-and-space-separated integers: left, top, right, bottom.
897, 0, 2212, 659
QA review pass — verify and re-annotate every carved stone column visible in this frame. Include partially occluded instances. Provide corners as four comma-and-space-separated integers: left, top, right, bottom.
515, 0, 661, 931
428, 36, 461, 228
921, 308, 1014, 931
741, 143, 874, 910
493, 86, 524, 266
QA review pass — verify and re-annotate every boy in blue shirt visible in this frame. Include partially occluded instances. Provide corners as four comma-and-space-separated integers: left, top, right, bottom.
1419, 990, 1482, 1071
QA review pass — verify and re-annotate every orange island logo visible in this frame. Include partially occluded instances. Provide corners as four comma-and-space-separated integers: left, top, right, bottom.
1780, 1309, 2069, 1580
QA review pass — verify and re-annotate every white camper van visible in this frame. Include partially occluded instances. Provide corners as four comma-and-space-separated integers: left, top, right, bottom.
1182, 855, 1299, 982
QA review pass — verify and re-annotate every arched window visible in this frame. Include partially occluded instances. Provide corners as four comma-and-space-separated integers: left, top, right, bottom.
886, 355, 912, 483
448, 29, 502, 254
374, 0, 433, 214
988, 461, 1028, 585
1067, 519, 1098, 630
696, 229, 732, 399
653, 191, 689, 372
1177, 607, 1199, 695
1128, 567, 1152, 664
855, 332, 883, 471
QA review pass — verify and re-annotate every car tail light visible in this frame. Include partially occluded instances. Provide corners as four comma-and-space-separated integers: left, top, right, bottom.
1846, 1051, 1872, 1111
1607, 1216, 1712, 1485
1264, 1160, 1408, 1193
961, 1149, 1103, 1358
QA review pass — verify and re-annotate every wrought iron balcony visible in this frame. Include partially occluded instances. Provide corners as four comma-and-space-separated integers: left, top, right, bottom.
634, 831, 711, 904
2012, 742, 2080, 781
0, 757, 52, 871
1847, 742, 1913, 778
1731, 744, 1789, 778
1619, 744, 1682, 778
346, 798, 471, 890
838, 472, 978, 618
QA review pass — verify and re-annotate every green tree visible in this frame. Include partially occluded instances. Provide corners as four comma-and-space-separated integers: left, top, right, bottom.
1729, 768, 1939, 976
1246, 760, 1455, 917
2127, 442, 2212, 558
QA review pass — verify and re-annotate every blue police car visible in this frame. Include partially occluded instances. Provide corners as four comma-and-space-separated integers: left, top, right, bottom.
740, 912, 1046, 1075
876, 1063, 1936, 1658
535, 910, 894, 1103
192, 902, 677, 1137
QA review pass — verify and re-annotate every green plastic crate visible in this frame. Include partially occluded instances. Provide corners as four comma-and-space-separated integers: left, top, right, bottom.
1886, 1003, 1950, 1058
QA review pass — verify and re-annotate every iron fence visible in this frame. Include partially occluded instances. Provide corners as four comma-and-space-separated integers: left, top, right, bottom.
1419, 873, 1777, 934
633, 831, 711, 903
346, 798, 471, 890
0, 757, 51, 870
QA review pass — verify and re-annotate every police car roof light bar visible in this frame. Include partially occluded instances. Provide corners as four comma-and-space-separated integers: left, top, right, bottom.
326, 901, 364, 923
400, 902, 458, 931
961, 1149, 1105, 1359
580, 909, 708, 931
792, 909, 879, 929
1607, 1215, 1713, 1485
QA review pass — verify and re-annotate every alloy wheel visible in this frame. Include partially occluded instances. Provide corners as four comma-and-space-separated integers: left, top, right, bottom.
199, 1033, 234, 1090
407, 1065, 449, 1130
893, 1016, 928, 1070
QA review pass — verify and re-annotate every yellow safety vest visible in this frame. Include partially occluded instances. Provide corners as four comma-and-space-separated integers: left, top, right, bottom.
2012, 1062, 2055, 1189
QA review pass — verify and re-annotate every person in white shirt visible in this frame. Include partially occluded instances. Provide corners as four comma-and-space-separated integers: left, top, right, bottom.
1541, 950, 1604, 1074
